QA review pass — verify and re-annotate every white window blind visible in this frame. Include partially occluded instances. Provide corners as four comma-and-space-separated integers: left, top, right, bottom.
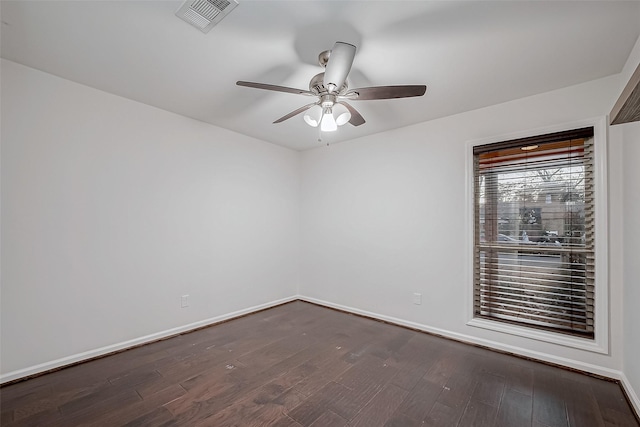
473, 127, 595, 338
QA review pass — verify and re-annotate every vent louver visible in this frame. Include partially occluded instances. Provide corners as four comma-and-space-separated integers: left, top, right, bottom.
176, 0, 238, 33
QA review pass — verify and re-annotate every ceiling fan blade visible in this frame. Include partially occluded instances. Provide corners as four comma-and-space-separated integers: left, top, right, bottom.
323, 42, 356, 94
347, 85, 427, 100
237, 81, 314, 96
338, 101, 365, 126
273, 102, 318, 124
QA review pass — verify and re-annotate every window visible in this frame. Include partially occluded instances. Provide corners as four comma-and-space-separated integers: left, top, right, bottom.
472, 127, 596, 338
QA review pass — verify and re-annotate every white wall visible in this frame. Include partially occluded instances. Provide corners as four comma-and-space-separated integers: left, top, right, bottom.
615, 33, 640, 412
0, 59, 300, 378
300, 74, 627, 375
622, 121, 640, 408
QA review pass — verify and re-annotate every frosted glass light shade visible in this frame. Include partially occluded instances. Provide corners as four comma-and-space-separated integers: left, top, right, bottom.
320, 108, 337, 132
333, 103, 351, 126
303, 105, 323, 127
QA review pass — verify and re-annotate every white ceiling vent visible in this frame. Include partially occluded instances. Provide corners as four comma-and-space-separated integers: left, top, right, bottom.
176, 0, 238, 33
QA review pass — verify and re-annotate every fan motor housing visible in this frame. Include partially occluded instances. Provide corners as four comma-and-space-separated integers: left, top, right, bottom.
320, 94, 337, 108
309, 73, 348, 96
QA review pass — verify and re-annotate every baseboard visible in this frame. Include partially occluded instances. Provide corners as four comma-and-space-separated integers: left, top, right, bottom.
0, 295, 297, 385
298, 296, 622, 379
620, 372, 640, 421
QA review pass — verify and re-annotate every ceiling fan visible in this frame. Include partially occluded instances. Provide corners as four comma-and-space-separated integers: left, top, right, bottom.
236, 42, 427, 132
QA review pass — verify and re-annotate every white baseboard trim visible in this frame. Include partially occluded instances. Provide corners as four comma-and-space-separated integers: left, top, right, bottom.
298, 296, 622, 379
619, 372, 640, 419
0, 295, 297, 385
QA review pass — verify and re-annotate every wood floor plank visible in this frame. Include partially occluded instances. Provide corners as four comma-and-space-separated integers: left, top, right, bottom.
247, 390, 307, 426
385, 335, 441, 392
272, 388, 307, 412
562, 377, 606, 427
2, 407, 65, 427
389, 360, 432, 392
9, 393, 57, 422
329, 357, 398, 420
269, 414, 304, 427
308, 409, 348, 427
121, 406, 176, 427
437, 371, 477, 411
1, 301, 637, 426
175, 360, 239, 394
287, 381, 351, 426
394, 377, 443, 421
92, 383, 186, 426
424, 401, 465, 426
58, 386, 142, 425
470, 372, 506, 407
590, 379, 639, 426
473, 350, 517, 378
423, 370, 478, 426
291, 347, 353, 398
134, 371, 188, 399
458, 400, 499, 427
107, 368, 162, 389
383, 413, 423, 427
350, 383, 409, 427
504, 362, 535, 397
423, 348, 469, 387
57, 382, 141, 417
1, 408, 13, 425
601, 408, 640, 427
533, 367, 570, 427
0, 381, 54, 410
166, 346, 319, 424
333, 322, 392, 365
194, 360, 316, 426
242, 402, 296, 427
495, 388, 533, 427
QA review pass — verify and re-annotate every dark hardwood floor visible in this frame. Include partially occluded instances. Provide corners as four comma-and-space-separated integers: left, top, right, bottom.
1, 301, 637, 426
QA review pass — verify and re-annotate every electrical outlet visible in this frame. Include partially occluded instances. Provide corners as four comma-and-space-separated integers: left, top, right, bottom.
412, 292, 422, 305
181, 295, 189, 308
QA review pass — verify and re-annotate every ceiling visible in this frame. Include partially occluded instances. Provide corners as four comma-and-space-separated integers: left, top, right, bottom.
1, 1, 639, 151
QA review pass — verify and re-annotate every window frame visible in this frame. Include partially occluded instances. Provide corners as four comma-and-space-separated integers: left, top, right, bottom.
465, 117, 609, 354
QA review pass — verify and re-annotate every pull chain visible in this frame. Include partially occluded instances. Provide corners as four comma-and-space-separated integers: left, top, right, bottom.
316, 126, 329, 146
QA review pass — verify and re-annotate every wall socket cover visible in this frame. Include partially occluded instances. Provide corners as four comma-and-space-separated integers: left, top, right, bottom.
181, 295, 189, 308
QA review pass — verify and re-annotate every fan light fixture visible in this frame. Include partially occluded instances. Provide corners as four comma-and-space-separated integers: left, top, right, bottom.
333, 104, 351, 126
236, 41, 428, 136
303, 105, 323, 127
303, 104, 351, 132
321, 108, 338, 132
